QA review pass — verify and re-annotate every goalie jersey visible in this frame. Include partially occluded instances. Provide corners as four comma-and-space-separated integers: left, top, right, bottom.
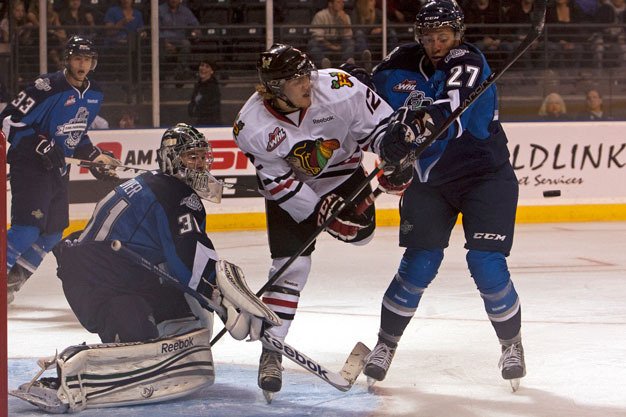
1, 70, 103, 167
62, 171, 218, 294
233, 69, 393, 223
373, 43, 511, 185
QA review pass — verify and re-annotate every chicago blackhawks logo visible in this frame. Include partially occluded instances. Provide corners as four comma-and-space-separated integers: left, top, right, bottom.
330, 72, 354, 89
286, 139, 340, 176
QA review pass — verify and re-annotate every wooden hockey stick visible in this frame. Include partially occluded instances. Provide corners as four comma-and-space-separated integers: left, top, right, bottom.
110, 240, 370, 392
63, 157, 258, 193
210, 0, 547, 347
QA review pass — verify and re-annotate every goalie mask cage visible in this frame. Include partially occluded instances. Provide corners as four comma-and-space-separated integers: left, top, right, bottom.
1, 129, 7, 416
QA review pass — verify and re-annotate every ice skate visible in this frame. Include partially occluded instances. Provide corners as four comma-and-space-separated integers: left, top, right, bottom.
258, 347, 283, 403
10, 377, 69, 414
363, 339, 396, 387
499, 341, 526, 392
7, 264, 33, 304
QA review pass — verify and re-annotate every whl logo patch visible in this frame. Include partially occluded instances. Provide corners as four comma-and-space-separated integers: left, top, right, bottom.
267, 127, 286, 151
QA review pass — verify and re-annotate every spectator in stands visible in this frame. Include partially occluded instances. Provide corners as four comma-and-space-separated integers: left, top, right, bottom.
577, 89, 612, 121
119, 106, 139, 128
504, 0, 540, 68
0, 77, 8, 113
58, 0, 96, 38
376, 0, 421, 23
464, 0, 514, 57
352, 0, 398, 67
188, 58, 222, 126
308, 0, 355, 68
545, 0, 586, 68
1, 1, 37, 47
29, 0, 67, 70
158, 0, 200, 82
538, 92, 570, 120
104, 0, 146, 46
591, 0, 625, 69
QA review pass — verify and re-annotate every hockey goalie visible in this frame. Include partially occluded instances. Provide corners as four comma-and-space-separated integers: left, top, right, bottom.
10, 124, 281, 413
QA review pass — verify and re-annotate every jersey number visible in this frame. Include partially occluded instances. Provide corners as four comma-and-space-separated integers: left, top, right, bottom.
447, 65, 480, 88
366, 88, 382, 115
178, 213, 201, 235
11, 91, 36, 114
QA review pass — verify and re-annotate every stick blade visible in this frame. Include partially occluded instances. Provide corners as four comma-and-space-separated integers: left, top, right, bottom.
339, 342, 371, 385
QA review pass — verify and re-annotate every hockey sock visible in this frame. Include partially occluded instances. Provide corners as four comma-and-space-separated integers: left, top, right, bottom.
6, 225, 40, 270
16, 231, 63, 272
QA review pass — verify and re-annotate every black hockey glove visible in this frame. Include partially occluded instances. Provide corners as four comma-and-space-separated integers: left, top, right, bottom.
34, 135, 65, 171
317, 193, 370, 242
338, 62, 375, 90
378, 162, 414, 196
380, 107, 434, 164
86, 147, 121, 181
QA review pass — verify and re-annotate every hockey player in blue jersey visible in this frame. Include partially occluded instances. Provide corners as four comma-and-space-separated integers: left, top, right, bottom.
10, 124, 280, 413
366, 0, 526, 390
2, 35, 121, 304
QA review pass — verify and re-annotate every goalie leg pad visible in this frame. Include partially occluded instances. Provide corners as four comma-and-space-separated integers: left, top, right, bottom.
11, 328, 215, 413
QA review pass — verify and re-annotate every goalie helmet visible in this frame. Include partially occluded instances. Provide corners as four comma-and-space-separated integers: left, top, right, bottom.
157, 123, 223, 203
414, 0, 465, 43
257, 44, 317, 99
64, 35, 98, 71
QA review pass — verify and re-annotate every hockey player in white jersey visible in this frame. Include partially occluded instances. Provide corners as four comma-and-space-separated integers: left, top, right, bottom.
233, 44, 409, 400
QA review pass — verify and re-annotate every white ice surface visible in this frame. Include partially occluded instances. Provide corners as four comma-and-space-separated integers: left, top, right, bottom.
8, 222, 626, 416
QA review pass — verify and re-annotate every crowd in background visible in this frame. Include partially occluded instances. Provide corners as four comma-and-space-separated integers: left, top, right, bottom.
0, 0, 624, 126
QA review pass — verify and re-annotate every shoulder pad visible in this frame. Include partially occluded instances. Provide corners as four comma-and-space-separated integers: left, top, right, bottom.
373, 43, 426, 74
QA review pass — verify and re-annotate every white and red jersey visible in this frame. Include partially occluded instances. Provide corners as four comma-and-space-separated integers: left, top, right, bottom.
233, 69, 393, 223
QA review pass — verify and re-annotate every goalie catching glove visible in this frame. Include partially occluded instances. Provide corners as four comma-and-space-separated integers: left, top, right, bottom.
379, 106, 435, 164
211, 260, 282, 341
317, 193, 371, 242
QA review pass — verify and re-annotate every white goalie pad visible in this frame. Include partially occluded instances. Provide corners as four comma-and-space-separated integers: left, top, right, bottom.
11, 328, 214, 413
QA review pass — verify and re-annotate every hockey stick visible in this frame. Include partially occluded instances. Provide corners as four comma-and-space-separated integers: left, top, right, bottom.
110, 240, 370, 392
210, 1, 546, 346
64, 157, 259, 193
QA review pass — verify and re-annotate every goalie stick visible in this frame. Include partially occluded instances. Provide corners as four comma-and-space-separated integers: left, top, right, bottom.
210, 0, 547, 346
110, 240, 370, 392
63, 157, 259, 193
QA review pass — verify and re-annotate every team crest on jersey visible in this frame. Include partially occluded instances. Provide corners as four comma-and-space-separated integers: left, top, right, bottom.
393, 79, 417, 93
261, 56, 272, 69
31, 209, 44, 220
267, 127, 286, 151
180, 194, 203, 211
34, 78, 52, 91
286, 138, 340, 176
56, 107, 89, 148
400, 220, 414, 234
405, 90, 433, 110
65, 95, 76, 106
444, 49, 468, 63
329, 72, 353, 89
233, 120, 244, 138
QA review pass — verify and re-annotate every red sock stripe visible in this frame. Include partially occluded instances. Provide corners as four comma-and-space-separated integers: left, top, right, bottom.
263, 297, 298, 309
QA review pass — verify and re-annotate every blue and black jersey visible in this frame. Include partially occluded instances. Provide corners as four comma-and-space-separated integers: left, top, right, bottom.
69, 171, 218, 293
373, 43, 511, 185
1, 70, 104, 167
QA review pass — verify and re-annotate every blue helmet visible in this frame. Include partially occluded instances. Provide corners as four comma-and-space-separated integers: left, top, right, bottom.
414, 0, 465, 42
64, 35, 98, 70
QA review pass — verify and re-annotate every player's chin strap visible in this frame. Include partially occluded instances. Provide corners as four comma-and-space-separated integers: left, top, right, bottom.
110, 241, 370, 393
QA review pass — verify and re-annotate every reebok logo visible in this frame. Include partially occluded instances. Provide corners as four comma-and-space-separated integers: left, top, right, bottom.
263, 334, 329, 381
313, 116, 335, 124
161, 336, 194, 353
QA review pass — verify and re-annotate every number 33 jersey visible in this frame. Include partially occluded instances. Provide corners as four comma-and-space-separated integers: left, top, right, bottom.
233, 69, 393, 223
